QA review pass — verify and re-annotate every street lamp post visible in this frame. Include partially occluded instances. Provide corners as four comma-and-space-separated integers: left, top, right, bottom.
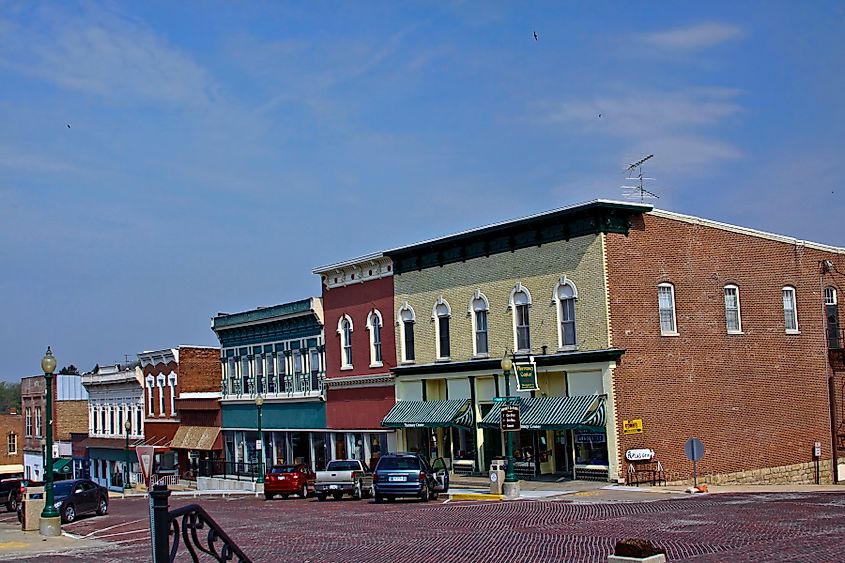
39, 347, 62, 536
500, 354, 521, 499
124, 419, 132, 494
255, 396, 264, 485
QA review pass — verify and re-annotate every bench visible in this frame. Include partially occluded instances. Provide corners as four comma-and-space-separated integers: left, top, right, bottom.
626, 460, 665, 486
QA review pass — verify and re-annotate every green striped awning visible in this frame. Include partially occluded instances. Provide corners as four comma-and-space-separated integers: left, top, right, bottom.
479, 395, 606, 431
383, 399, 474, 429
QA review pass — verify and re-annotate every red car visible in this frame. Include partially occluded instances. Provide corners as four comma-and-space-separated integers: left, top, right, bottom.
264, 465, 315, 500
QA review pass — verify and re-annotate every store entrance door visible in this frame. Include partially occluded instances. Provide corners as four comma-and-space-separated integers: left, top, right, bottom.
553, 430, 573, 477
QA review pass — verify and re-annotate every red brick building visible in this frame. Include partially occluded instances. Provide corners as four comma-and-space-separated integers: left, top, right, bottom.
139, 346, 221, 481
0, 410, 23, 477
314, 253, 397, 465
605, 210, 845, 484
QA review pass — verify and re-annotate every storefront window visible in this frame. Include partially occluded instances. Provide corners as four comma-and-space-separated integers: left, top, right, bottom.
290, 432, 310, 466
335, 433, 348, 459
313, 433, 327, 470
574, 430, 608, 465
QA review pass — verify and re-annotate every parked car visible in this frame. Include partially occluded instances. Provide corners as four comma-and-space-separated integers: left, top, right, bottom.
0, 477, 26, 512
264, 464, 316, 500
372, 453, 449, 503
315, 459, 373, 501
51, 479, 109, 523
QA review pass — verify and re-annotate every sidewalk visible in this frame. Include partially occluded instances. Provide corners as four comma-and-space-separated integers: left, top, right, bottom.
0, 523, 113, 561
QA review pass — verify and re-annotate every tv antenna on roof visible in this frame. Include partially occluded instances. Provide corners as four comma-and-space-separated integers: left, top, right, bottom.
621, 154, 660, 203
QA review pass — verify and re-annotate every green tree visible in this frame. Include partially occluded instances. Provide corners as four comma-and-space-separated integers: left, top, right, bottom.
0, 382, 21, 413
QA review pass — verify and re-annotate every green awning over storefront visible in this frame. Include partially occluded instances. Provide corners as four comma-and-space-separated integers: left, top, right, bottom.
382, 399, 474, 429
479, 395, 606, 431
53, 458, 72, 474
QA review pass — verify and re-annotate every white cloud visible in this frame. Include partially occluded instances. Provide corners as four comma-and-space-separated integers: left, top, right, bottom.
639, 22, 744, 51
0, 8, 216, 106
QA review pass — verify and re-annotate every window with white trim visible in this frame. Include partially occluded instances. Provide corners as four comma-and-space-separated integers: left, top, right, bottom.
511, 288, 532, 352
146, 376, 155, 415
724, 284, 742, 333
368, 310, 383, 366
7, 432, 17, 455
34, 406, 42, 437
398, 304, 416, 362
168, 373, 177, 416
554, 278, 577, 348
434, 299, 451, 359
240, 355, 251, 395
92, 405, 98, 434
266, 353, 276, 393
658, 283, 677, 335
136, 407, 142, 437
470, 291, 489, 356
338, 316, 354, 369
25, 407, 32, 437
100, 407, 107, 435
226, 357, 236, 395
256, 352, 264, 394
157, 375, 166, 414
782, 286, 798, 333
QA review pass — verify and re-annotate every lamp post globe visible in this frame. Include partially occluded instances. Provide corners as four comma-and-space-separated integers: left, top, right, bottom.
39, 346, 62, 536
255, 396, 265, 485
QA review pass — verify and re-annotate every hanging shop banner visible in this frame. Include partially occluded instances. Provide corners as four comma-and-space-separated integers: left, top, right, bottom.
515, 362, 539, 392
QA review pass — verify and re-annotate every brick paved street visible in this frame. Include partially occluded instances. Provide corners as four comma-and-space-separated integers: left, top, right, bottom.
5, 492, 845, 562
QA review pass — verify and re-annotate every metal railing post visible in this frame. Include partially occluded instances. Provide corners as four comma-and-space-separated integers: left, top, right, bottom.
150, 484, 172, 563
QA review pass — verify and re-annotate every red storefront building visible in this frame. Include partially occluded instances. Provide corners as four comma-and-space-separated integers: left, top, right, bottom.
314, 253, 398, 467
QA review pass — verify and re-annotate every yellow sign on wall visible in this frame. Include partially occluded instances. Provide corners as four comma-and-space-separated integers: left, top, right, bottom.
623, 419, 644, 434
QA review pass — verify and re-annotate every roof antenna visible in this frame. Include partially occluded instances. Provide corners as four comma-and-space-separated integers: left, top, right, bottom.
621, 154, 660, 203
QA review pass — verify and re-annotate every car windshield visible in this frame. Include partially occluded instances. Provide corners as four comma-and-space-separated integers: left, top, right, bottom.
376, 457, 420, 471
270, 466, 298, 474
52, 482, 74, 496
326, 461, 360, 471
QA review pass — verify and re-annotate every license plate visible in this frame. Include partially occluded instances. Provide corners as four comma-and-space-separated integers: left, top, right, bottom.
389, 476, 406, 482
330, 484, 339, 489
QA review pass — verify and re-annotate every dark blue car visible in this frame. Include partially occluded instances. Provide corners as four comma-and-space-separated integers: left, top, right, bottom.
373, 453, 449, 503
51, 479, 109, 523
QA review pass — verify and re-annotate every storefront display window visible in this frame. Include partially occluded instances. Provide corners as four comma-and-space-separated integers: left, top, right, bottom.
574, 430, 608, 466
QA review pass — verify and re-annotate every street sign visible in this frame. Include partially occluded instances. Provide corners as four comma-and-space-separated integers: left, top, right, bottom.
623, 419, 644, 434
501, 406, 521, 432
684, 437, 704, 462
136, 445, 156, 488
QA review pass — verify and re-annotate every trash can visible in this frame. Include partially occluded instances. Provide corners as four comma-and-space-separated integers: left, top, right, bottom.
489, 460, 506, 495
21, 486, 45, 531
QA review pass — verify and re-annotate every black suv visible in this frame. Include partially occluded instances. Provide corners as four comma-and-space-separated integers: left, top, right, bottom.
372, 453, 449, 503
0, 477, 29, 512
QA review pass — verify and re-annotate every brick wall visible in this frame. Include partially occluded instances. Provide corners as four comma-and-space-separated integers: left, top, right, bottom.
20, 375, 45, 454
0, 412, 23, 466
606, 212, 845, 483
178, 347, 222, 393
393, 234, 609, 364
55, 400, 90, 441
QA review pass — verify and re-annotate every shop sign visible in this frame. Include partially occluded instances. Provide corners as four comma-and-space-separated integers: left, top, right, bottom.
515, 362, 539, 392
625, 449, 655, 461
623, 419, 643, 434
575, 431, 606, 443
500, 407, 521, 431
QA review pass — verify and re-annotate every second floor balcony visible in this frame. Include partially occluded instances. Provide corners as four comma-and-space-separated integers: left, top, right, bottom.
222, 371, 324, 401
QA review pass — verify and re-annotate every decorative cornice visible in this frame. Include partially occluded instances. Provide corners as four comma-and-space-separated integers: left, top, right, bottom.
314, 255, 394, 289
391, 348, 626, 376
324, 374, 395, 388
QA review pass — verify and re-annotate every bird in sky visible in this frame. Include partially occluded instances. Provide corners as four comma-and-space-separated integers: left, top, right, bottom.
598, 113, 602, 118
533, 31, 538, 41
67, 124, 71, 128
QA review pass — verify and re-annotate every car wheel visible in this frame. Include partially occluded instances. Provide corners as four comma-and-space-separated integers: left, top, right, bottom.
63, 504, 76, 523
7, 494, 18, 513
332, 493, 343, 501
280, 493, 289, 500
429, 491, 439, 501
352, 482, 362, 500
374, 494, 384, 504
364, 486, 373, 499
300, 484, 309, 499
264, 493, 274, 500
316, 494, 327, 502
419, 482, 429, 503
96, 497, 108, 516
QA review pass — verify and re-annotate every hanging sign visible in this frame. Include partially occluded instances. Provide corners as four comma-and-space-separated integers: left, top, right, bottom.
623, 419, 644, 434
500, 406, 521, 431
514, 361, 539, 392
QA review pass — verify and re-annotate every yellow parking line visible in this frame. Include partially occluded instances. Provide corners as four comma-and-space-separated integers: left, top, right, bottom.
448, 493, 503, 501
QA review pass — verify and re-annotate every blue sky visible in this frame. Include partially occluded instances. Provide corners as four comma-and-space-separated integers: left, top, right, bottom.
1, 1, 843, 379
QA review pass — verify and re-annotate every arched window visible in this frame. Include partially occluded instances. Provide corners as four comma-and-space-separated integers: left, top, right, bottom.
168, 373, 178, 416
724, 284, 742, 333
157, 374, 166, 414
509, 284, 532, 352
337, 315, 354, 369
469, 290, 489, 356
145, 375, 155, 416
398, 303, 416, 362
554, 277, 578, 348
368, 310, 383, 366
433, 298, 452, 359
658, 282, 677, 335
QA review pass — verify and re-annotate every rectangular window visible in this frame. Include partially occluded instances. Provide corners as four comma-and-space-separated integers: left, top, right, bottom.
438, 316, 451, 358
310, 349, 321, 392
92, 407, 98, 434
294, 350, 303, 374
256, 354, 264, 395
241, 356, 251, 395
25, 407, 32, 436
475, 310, 488, 355
658, 284, 677, 335
7, 432, 17, 455
560, 299, 576, 346
783, 287, 798, 332
101, 409, 107, 435
34, 406, 42, 437
516, 304, 531, 351
404, 322, 415, 361
266, 354, 276, 393
724, 286, 742, 333
136, 409, 142, 436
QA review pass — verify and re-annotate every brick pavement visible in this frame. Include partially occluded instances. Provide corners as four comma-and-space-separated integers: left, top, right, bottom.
3, 492, 845, 562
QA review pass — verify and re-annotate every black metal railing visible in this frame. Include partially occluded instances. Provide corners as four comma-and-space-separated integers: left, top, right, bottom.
828, 327, 843, 351
150, 485, 251, 563
206, 460, 262, 480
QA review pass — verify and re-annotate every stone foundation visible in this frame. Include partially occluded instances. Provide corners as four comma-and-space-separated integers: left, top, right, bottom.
668, 460, 833, 486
